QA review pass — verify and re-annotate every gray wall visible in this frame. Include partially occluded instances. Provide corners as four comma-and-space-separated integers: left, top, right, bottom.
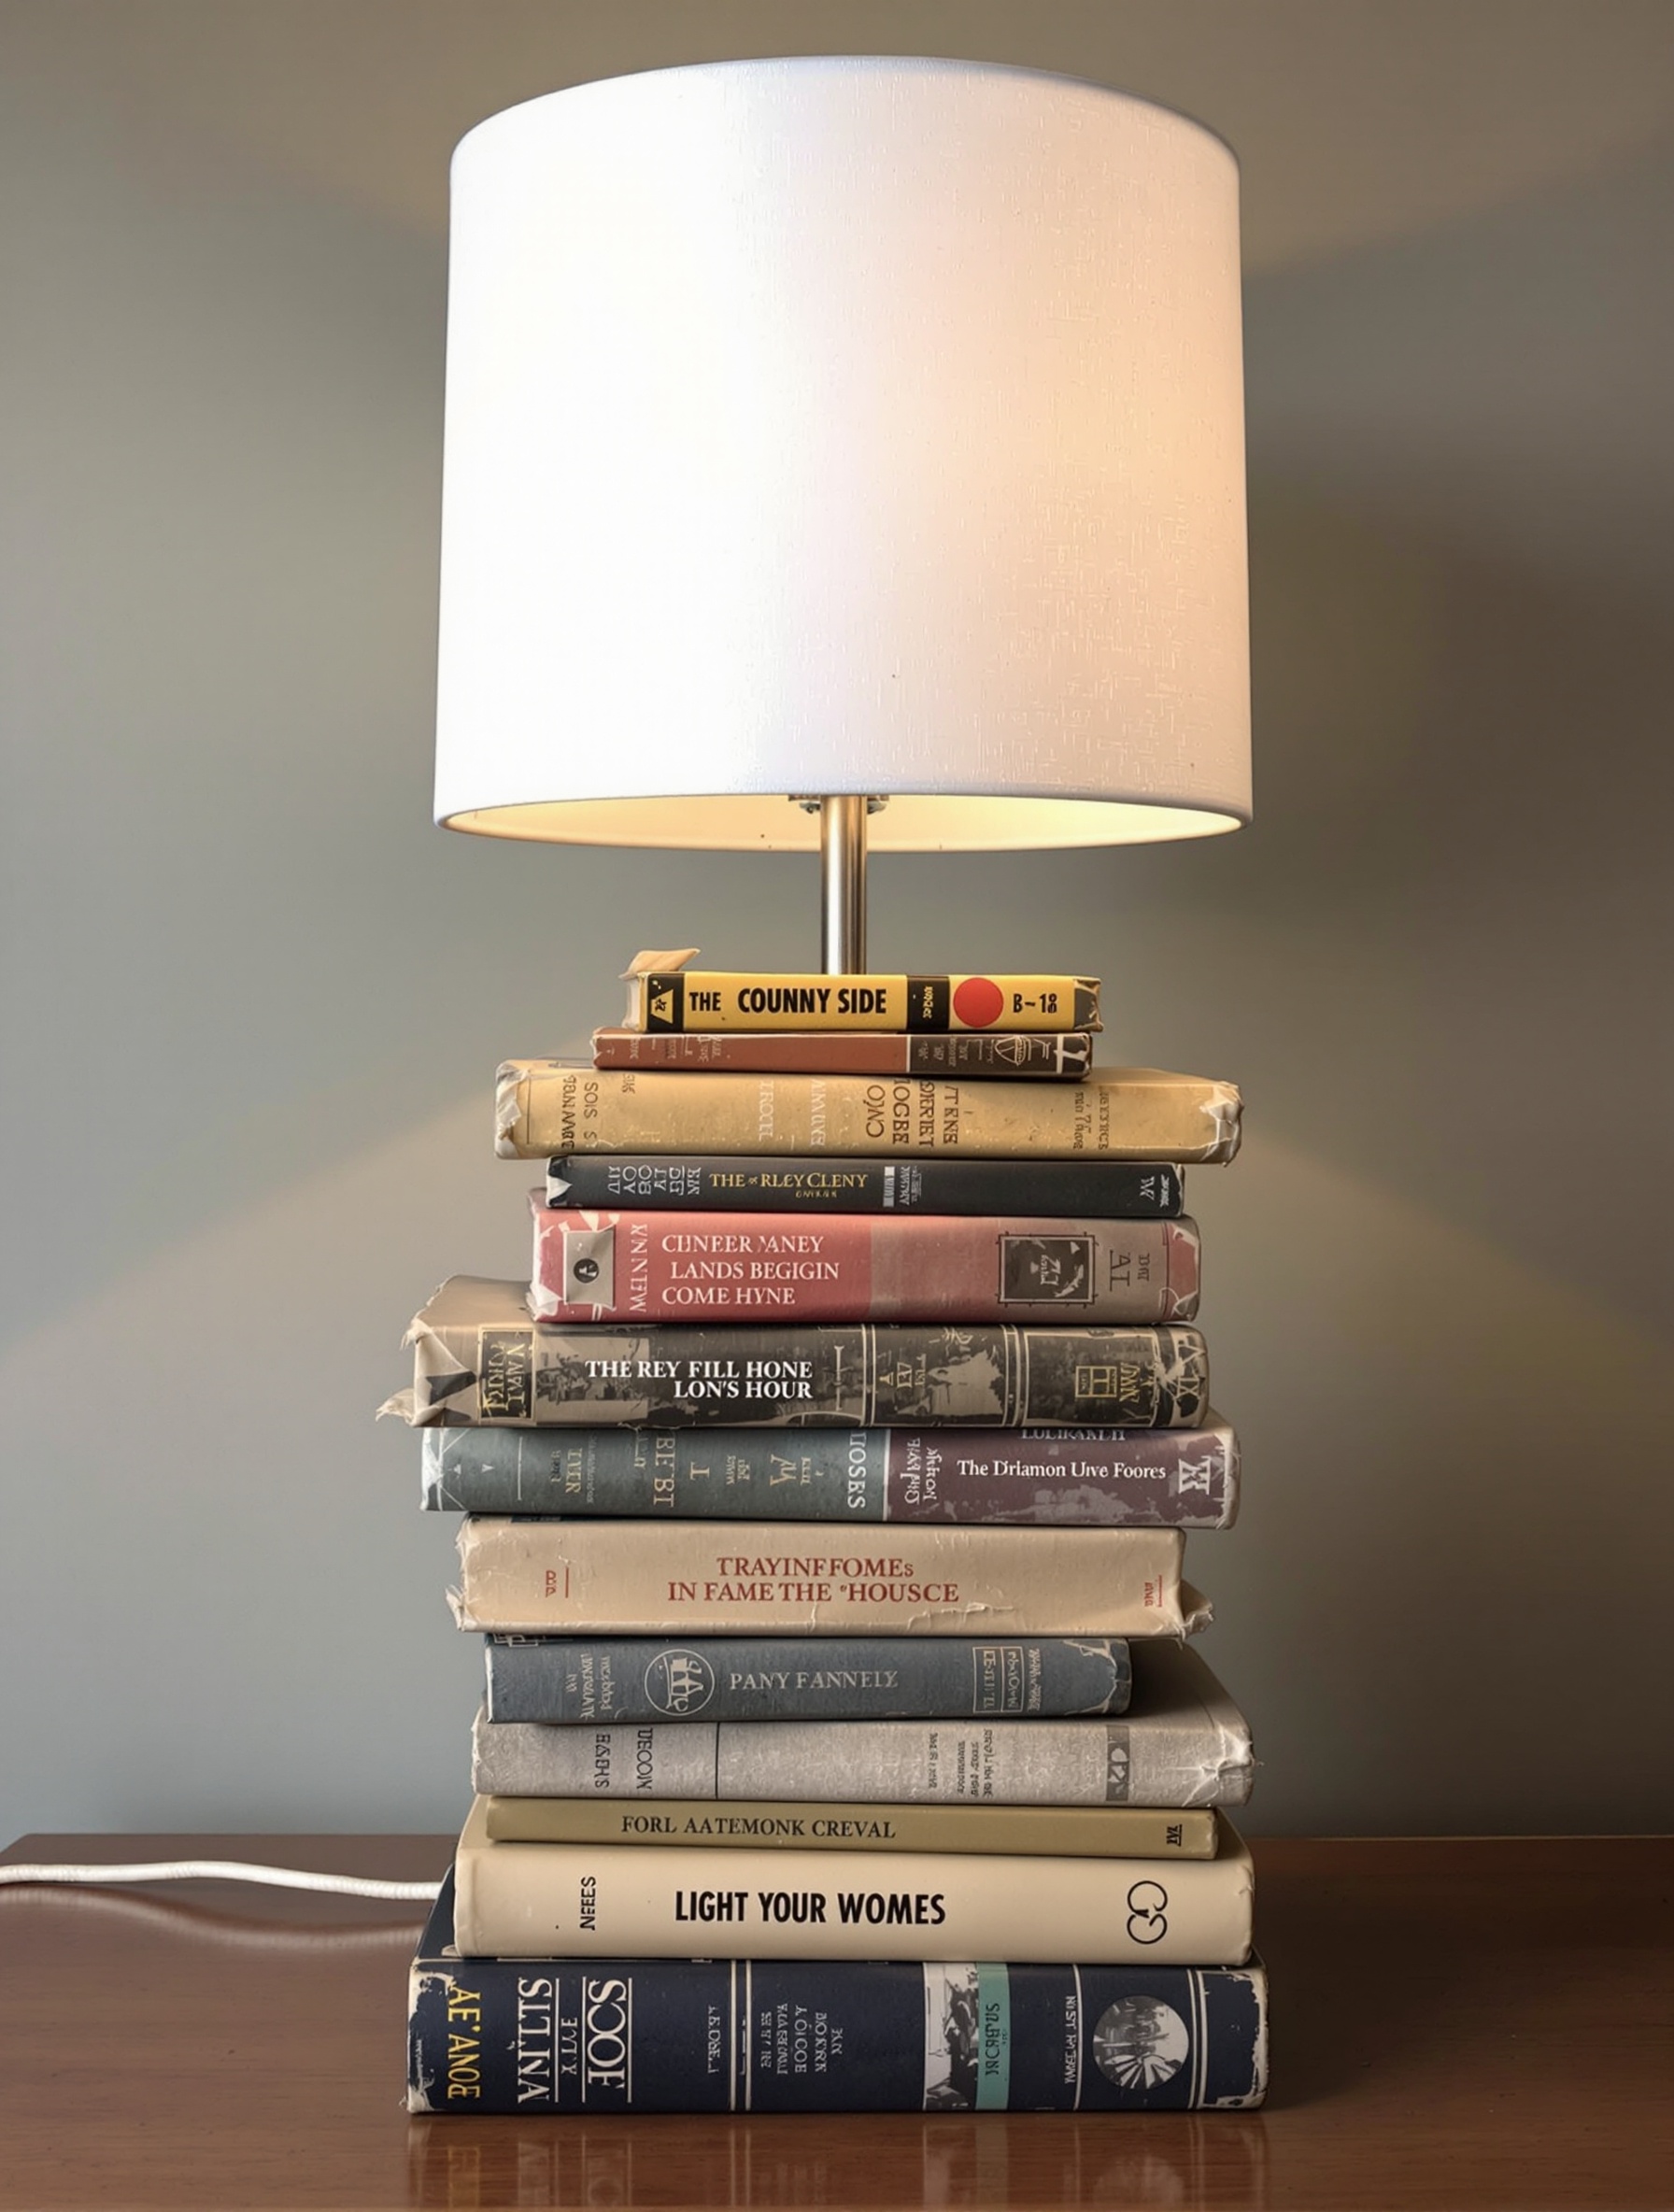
3, 1, 1670, 1841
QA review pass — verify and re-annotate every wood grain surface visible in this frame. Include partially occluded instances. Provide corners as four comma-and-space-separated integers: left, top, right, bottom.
0, 1832, 1668, 2209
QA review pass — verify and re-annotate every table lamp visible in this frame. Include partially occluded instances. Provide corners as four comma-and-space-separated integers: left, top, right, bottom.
433, 55, 1250, 969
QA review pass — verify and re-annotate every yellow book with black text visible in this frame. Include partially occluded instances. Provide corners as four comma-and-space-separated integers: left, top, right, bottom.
624, 967, 1099, 1034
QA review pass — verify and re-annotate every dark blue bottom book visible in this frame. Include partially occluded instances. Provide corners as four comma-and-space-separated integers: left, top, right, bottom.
408, 1873, 1266, 2112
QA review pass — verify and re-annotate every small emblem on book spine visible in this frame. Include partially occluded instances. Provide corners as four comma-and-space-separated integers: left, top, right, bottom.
999, 1236, 1094, 1304
477, 1329, 533, 1420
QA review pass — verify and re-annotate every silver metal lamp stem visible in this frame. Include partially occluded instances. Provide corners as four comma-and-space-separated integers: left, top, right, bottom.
818, 795, 870, 975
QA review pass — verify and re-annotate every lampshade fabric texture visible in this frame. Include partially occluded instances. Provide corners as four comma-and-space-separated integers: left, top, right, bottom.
433, 56, 1251, 850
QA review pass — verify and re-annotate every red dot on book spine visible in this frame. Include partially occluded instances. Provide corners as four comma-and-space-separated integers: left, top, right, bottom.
952, 976, 1005, 1028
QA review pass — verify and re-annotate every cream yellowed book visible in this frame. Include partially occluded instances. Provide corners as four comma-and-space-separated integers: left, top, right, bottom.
452, 1518, 1209, 1638
484, 1795, 1219, 1858
495, 1062, 1241, 1162
452, 1797, 1253, 1964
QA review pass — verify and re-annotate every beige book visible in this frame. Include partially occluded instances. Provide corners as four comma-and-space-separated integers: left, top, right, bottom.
495, 1061, 1241, 1162
452, 1518, 1209, 1638
452, 1798, 1253, 1964
483, 1795, 1219, 1858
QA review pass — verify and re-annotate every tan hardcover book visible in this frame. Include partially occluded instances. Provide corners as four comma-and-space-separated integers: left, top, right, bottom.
452, 1517, 1209, 1638
452, 1798, 1253, 1964
496, 1062, 1241, 1162
483, 1795, 1220, 1858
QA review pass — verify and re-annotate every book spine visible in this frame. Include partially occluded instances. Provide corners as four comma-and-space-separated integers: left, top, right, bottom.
451, 1830, 1253, 1964
627, 971, 1101, 1034
591, 1031, 1096, 1077
546, 1155, 1183, 1215
407, 1306, 1210, 1428
471, 1709, 1253, 1808
483, 1635, 1131, 1722
481, 1796, 1219, 1858
453, 1519, 1199, 1637
530, 1206, 1200, 1326
421, 1421, 1239, 1528
410, 1927, 1268, 2111
496, 1064, 1241, 1163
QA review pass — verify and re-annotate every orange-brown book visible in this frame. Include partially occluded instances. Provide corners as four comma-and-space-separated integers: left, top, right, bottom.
592, 1028, 1093, 1077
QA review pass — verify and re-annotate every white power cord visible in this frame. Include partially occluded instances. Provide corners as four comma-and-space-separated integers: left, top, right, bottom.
0, 1859, 440, 1901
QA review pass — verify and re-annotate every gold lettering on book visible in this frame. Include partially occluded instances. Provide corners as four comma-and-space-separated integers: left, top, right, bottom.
446, 1983, 483, 2101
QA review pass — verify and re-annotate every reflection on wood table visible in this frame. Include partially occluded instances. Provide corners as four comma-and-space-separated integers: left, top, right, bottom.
0, 1833, 1668, 2209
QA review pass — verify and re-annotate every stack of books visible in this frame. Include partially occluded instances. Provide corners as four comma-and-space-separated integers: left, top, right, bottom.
392, 957, 1266, 2112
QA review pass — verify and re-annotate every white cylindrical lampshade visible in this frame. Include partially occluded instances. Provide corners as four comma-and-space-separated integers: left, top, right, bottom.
434, 57, 1249, 850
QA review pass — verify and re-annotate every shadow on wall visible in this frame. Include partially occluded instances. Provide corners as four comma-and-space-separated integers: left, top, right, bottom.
1213, 486, 1673, 1328
1139, 137, 1674, 1830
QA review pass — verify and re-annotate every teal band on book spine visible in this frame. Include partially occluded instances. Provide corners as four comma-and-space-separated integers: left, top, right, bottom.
975, 1964, 1013, 2109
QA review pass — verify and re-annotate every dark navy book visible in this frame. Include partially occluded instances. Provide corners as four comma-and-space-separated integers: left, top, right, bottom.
546, 1154, 1184, 1216
408, 1875, 1267, 2113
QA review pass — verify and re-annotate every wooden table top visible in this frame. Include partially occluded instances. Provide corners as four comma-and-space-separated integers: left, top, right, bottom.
1, 1832, 1668, 2210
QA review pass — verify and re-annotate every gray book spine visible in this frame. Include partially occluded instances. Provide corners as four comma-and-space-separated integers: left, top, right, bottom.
421, 1421, 1238, 1526
404, 1280, 1209, 1427
484, 1636, 1130, 1723
471, 1707, 1251, 1808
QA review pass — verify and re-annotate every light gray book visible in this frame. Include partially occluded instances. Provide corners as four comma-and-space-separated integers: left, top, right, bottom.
471, 1638, 1251, 1809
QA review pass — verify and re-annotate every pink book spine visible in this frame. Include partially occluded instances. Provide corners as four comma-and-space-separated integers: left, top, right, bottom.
529, 1199, 1199, 1326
